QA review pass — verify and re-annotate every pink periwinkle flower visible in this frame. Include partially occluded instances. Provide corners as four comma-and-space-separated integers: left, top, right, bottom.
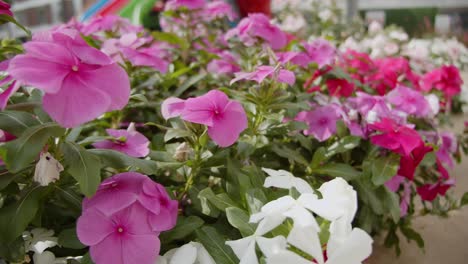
77, 203, 160, 264
291, 39, 336, 68
397, 144, 433, 180
0, 59, 22, 110
421, 65, 463, 98
385, 175, 412, 217
326, 78, 355, 97
369, 118, 423, 157
93, 124, 150, 158
101, 33, 152, 62
386, 85, 431, 117
8, 29, 130, 128
202, 1, 238, 21
231, 66, 295, 85
295, 105, 340, 142
207, 51, 241, 75
161, 90, 248, 147
225, 13, 287, 50
0, 129, 15, 166
81, 15, 142, 36
0, 0, 12, 17
436, 132, 457, 168
417, 160, 454, 201
121, 46, 170, 73
165, 0, 206, 10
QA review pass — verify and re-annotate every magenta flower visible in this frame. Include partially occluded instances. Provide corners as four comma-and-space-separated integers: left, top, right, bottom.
291, 39, 336, 68
101, 33, 151, 62
436, 132, 457, 168
202, 1, 238, 21
225, 14, 287, 50
207, 51, 241, 75
295, 105, 340, 142
161, 90, 248, 147
397, 144, 433, 180
326, 78, 354, 97
0, 59, 22, 110
77, 203, 160, 264
93, 124, 150, 158
421, 65, 463, 99
8, 29, 130, 128
140, 179, 178, 232
369, 118, 423, 157
231, 66, 295, 85
81, 15, 142, 35
165, 0, 206, 10
386, 85, 431, 117
0, 129, 15, 166
0, 0, 12, 17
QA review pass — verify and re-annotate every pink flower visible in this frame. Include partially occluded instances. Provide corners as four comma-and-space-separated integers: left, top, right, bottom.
8, 29, 130, 128
295, 105, 340, 142
0, 59, 22, 110
77, 203, 160, 264
82, 172, 178, 231
369, 118, 423, 157
165, 0, 206, 10
0, 129, 15, 166
421, 65, 463, 98
436, 132, 457, 168
0, 0, 12, 17
93, 124, 150, 158
417, 161, 454, 201
291, 39, 336, 68
121, 46, 170, 73
101, 33, 151, 62
385, 176, 412, 217
386, 85, 431, 117
161, 90, 248, 147
225, 13, 287, 50
231, 66, 295, 85
202, 1, 238, 21
81, 15, 142, 35
326, 78, 354, 97
207, 51, 241, 75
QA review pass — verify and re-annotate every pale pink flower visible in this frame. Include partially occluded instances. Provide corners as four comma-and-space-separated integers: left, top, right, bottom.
8, 29, 130, 128
93, 124, 150, 158
225, 13, 287, 50
81, 15, 142, 35
101, 33, 151, 62
231, 66, 295, 85
121, 46, 170, 73
0, 59, 22, 110
161, 90, 248, 147
165, 0, 206, 10
386, 85, 431, 117
291, 39, 336, 68
207, 51, 241, 75
77, 203, 160, 264
202, 1, 238, 21
295, 105, 340, 141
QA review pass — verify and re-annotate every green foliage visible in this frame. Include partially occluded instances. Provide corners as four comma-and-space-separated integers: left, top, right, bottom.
195, 226, 239, 264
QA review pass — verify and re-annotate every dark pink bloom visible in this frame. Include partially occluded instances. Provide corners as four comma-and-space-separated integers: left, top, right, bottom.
121, 46, 170, 73
231, 66, 295, 85
0, 59, 22, 110
93, 124, 150, 158
369, 118, 423, 157
77, 203, 160, 264
326, 78, 354, 97
295, 105, 340, 142
225, 13, 287, 50
291, 39, 336, 68
421, 65, 463, 98
417, 161, 454, 202
8, 29, 130, 128
165, 0, 206, 10
0, 129, 15, 166
0, 0, 12, 17
386, 85, 431, 117
436, 132, 457, 168
162, 90, 248, 147
398, 144, 433, 180
140, 179, 178, 231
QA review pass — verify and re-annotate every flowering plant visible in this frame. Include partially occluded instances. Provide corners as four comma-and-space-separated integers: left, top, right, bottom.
0, 1, 467, 263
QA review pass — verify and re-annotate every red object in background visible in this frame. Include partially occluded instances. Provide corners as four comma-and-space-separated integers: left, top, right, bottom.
236, 0, 271, 18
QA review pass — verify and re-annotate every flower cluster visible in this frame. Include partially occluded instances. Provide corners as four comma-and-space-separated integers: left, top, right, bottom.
77, 172, 178, 264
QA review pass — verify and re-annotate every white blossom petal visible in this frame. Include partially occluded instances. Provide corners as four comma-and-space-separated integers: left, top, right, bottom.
287, 225, 324, 264
168, 243, 198, 264
33, 152, 63, 186
226, 236, 258, 264
283, 205, 319, 230
262, 168, 314, 194
326, 228, 373, 264
256, 236, 287, 257
265, 250, 311, 264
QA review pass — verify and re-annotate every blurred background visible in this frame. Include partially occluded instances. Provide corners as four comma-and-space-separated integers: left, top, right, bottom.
1, 0, 467, 42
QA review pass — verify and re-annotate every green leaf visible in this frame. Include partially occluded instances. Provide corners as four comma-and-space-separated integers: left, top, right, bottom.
80, 253, 95, 264
271, 144, 308, 166
0, 110, 40, 136
0, 15, 31, 37
61, 142, 102, 197
174, 73, 207, 97
151, 31, 189, 49
88, 149, 158, 175
164, 128, 192, 142
1, 123, 65, 173
311, 147, 327, 169
325, 136, 361, 158
245, 188, 267, 214
381, 187, 401, 223
226, 207, 255, 236
315, 163, 361, 181
400, 225, 425, 249
195, 226, 238, 264
460, 192, 468, 207
160, 216, 204, 243
0, 185, 47, 242
58, 228, 86, 249
0, 171, 18, 190
371, 154, 401, 186
198, 188, 239, 212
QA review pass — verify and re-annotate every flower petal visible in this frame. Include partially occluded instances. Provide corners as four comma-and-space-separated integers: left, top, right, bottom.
208, 101, 247, 147
77, 209, 114, 246
122, 234, 160, 264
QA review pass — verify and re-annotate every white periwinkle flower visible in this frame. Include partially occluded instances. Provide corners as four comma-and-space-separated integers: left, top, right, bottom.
157, 242, 215, 264
33, 152, 64, 186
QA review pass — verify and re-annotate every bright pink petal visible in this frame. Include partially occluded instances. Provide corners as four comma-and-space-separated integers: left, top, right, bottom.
71, 44, 113, 66
23, 42, 75, 65
182, 90, 229, 126
148, 200, 179, 231
42, 74, 111, 128
122, 235, 160, 264
277, 69, 296, 85
77, 209, 114, 246
90, 234, 124, 264
161, 97, 185, 120
0, 81, 21, 110
8, 55, 69, 94
208, 101, 247, 147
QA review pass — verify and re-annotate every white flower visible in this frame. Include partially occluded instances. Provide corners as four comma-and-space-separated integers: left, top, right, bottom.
33, 251, 56, 264
425, 94, 440, 116
33, 152, 64, 186
280, 14, 306, 32
262, 168, 314, 194
368, 21, 383, 34
23, 228, 58, 254
158, 242, 215, 264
